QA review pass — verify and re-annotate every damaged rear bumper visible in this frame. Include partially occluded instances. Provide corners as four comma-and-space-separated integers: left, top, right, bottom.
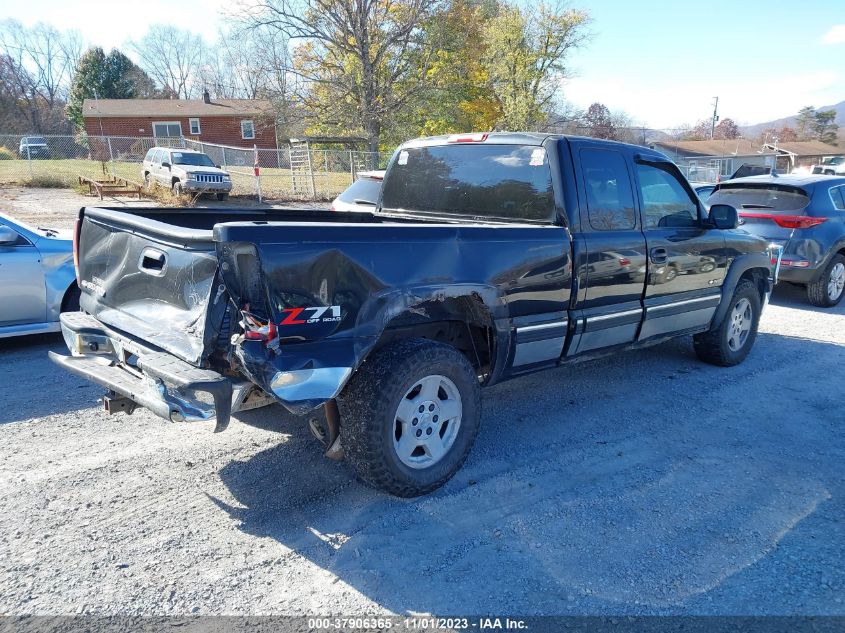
50, 312, 262, 432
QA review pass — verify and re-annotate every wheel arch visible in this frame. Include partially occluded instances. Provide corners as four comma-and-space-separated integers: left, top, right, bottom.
711, 253, 771, 328
371, 293, 498, 381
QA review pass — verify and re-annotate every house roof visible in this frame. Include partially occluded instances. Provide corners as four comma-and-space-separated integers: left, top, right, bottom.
652, 139, 775, 157
81, 98, 274, 118
763, 141, 841, 156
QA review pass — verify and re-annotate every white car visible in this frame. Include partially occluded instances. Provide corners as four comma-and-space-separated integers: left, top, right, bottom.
142, 147, 232, 200
331, 170, 385, 212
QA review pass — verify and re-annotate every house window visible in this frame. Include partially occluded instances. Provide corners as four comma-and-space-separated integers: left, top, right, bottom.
189, 118, 201, 135
152, 121, 182, 139
241, 120, 255, 140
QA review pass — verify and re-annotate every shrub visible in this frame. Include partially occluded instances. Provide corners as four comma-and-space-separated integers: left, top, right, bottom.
0, 146, 15, 160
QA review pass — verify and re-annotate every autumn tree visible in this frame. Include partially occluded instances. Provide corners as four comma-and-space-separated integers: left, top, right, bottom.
713, 117, 739, 139
583, 102, 614, 139
241, 0, 442, 152
482, 1, 590, 130
390, 0, 500, 141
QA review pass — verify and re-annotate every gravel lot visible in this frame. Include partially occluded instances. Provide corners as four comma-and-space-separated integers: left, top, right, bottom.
0, 187, 330, 230
0, 238, 843, 616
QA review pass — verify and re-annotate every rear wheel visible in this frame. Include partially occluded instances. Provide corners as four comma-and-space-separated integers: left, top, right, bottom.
807, 254, 845, 307
339, 338, 481, 497
693, 279, 761, 366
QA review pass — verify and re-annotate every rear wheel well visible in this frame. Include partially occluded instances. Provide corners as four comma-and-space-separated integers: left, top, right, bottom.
374, 297, 495, 378
61, 282, 81, 312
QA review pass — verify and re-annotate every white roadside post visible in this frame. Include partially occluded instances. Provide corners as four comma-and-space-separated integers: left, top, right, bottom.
254, 144, 263, 203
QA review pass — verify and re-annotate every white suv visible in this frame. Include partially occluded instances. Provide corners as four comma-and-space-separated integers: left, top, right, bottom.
142, 147, 233, 200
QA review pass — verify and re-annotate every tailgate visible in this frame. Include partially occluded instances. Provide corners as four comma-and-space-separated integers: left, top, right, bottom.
76, 208, 222, 365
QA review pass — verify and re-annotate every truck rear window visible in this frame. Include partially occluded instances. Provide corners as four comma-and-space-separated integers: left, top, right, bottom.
381, 144, 555, 222
709, 185, 810, 212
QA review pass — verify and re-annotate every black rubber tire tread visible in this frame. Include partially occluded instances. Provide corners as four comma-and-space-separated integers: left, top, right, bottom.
216, 193, 229, 201
807, 254, 845, 307
338, 338, 481, 497
693, 279, 761, 367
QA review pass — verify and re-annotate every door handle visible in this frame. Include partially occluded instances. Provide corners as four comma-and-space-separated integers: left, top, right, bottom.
650, 247, 668, 264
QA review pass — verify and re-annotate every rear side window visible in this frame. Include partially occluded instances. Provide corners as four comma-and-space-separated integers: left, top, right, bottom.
580, 148, 636, 230
708, 185, 810, 213
830, 185, 845, 211
338, 177, 381, 205
636, 163, 699, 229
381, 144, 555, 222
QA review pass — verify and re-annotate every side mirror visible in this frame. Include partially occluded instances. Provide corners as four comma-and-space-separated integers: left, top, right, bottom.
162, 161, 171, 169
708, 204, 739, 230
0, 225, 19, 245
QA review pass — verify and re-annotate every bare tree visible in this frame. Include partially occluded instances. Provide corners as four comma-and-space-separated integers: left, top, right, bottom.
240, 0, 442, 152
0, 20, 82, 132
130, 25, 207, 99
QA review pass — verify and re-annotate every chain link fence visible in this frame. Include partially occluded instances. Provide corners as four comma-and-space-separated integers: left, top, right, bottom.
0, 133, 393, 200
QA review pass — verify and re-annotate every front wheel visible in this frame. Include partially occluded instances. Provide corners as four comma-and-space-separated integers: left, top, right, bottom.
216, 192, 229, 201
172, 181, 183, 195
693, 279, 761, 366
807, 254, 845, 307
339, 339, 481, 497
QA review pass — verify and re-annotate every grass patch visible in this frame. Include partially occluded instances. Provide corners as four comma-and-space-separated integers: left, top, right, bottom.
24, 175, 68, 188
143, 181, 191, 207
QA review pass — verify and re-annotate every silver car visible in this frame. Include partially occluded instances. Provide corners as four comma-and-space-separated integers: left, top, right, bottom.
0, 214, 79, 338
142, 147, 233, 200
331, 170, 385, 212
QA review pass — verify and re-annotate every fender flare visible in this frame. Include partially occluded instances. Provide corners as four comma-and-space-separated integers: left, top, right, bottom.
711, 253, 772, 328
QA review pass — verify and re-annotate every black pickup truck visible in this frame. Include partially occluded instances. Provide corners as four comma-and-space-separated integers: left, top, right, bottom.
52, 133, 777, 497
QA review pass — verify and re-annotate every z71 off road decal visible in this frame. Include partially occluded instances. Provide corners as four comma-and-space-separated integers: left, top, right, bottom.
280, 306, 342, 325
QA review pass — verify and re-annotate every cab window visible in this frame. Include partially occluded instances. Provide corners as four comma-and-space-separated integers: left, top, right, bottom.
580, 148, 636, 231
636, 163, 699, 229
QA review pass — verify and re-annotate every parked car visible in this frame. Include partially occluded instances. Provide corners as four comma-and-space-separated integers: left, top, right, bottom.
331, 170, 385, 212
142, 147, 232, 200
811, 156, 845, 176
730, 164, 775, 180
53, 133, 775, 497
691, 182, 716, 200
709, 174, 845, 306
18, 136, 49, 159
0, 213, 79, 338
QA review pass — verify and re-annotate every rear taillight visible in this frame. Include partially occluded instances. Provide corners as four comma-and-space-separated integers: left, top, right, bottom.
740, 212, 827, 229
330, 204, 336, 211
72, 218, 81, 285
618, 257, 631, 267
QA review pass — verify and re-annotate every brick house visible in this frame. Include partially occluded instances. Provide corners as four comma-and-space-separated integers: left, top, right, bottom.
81, 94, 278, 152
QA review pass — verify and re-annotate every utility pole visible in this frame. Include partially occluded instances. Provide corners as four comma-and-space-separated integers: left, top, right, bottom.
710, 96, 719, 140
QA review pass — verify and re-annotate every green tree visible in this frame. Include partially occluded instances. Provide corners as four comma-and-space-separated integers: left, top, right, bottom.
814, 109, 838, 145
66, 47, 159, 132
795, 106, 816, 140
482, 1, 590, 130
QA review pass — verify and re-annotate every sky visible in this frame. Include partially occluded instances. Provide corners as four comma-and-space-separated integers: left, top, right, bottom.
0, 0, 843, 129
